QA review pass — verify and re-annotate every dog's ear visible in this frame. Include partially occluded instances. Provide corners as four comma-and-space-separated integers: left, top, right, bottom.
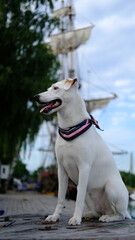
64, 78, 78, 90
72, 78, 78, 86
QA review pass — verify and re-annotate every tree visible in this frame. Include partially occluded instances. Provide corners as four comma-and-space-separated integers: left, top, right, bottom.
0, 0, 59, 165
120, 171, 135, 188
13, 159, 30, 179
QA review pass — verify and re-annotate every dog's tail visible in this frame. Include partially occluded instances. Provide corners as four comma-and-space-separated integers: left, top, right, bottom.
125, 211, 131, 219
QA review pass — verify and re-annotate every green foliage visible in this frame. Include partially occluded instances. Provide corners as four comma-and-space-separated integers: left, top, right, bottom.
120, 171, 135, 188
0, 0, 59, 163
13, 159, 30, 179
31, 166, 44, 180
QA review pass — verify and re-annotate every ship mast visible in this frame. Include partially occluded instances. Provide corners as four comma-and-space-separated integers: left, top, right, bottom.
61, 0, 65, 79
61, 0, 75, 78
68, 0, 74, 78
50, 0, 94, 80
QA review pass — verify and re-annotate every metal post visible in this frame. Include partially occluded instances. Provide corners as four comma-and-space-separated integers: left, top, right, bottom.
130, 151, 134, 174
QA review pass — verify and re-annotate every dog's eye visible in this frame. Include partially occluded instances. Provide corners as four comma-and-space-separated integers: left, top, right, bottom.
53, 86, 59, 90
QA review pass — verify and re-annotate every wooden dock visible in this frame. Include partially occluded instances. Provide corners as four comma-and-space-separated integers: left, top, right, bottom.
0, 191, 135, 239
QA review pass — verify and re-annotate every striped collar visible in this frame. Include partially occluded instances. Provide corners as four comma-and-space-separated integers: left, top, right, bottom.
58, 115, 103, 141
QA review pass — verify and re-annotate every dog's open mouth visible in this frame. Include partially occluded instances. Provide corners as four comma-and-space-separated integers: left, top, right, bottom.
40, 99, 62, 114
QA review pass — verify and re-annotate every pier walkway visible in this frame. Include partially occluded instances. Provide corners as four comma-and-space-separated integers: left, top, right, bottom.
0, 191, 135, 239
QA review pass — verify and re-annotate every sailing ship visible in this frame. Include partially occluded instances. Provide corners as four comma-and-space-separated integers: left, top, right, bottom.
49, 0, 116, 113
40, 0, 117, 168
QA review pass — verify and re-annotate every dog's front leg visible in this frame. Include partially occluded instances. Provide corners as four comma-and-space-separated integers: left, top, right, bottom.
68, 165, 90, 225
45, 163, 68, 223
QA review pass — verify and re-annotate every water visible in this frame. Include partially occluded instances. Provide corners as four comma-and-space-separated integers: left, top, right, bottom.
128, 201, 135, 218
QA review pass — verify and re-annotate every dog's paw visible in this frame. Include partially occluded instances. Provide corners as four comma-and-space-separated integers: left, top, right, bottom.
45, 214, 59, 223
99, 214, 123, 222
99, 215, 111, 222
68, 217, 81, 225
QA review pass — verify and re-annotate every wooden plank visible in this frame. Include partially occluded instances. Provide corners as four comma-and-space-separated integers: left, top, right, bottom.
0, 192, 135, 239
0, 214, 135, 239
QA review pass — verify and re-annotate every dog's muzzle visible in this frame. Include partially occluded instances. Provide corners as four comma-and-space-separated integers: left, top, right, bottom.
33, 94, 40, 102
34, 94, 62, 114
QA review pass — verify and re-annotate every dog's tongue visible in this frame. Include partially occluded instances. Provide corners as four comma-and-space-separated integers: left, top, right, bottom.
40, 102, 53, 113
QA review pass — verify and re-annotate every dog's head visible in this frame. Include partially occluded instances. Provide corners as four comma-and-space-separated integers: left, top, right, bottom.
34, 78, 78, 115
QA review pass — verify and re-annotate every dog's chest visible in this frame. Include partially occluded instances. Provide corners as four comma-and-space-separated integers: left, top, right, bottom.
63, 158, 78, 184
56, 142, 79, 184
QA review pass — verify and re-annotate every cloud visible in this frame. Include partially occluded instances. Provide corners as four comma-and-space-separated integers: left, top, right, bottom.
114, 79, 132, 87
113, 79, 133, 96
116, 101, 135, 108
111, 111, 128, 126
121, 56, 135, 74
131, 113, 135, 119
120, 88, 135, 95
97, 13, 135, 35
130, 94, 135, 100
101, 123, 135, 149
76, 0, 123, 15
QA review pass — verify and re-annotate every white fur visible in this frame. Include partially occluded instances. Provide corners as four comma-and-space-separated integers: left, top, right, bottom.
37, 78, 130, 225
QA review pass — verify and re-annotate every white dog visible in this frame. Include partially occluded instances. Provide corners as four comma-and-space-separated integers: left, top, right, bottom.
34, 78, 130, 225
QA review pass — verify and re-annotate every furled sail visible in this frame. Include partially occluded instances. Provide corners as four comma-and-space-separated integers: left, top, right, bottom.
52, 6, 70, 18
49, 26, 94, 55
85, 95, 117, 113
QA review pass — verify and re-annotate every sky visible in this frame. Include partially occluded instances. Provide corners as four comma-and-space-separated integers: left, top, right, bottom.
22, 0, 135, 173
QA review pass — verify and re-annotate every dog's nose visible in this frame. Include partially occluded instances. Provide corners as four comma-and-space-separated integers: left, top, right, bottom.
33, 94, 40, 102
